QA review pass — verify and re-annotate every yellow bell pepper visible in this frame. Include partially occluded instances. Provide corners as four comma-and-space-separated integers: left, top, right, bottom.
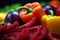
0, 12, 7, 22
41, 10, 60, 33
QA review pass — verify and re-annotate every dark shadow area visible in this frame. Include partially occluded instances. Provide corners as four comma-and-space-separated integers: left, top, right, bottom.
0, 0, 50, 8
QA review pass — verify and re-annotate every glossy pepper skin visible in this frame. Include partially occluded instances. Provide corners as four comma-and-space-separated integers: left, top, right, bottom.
41, 10, 60, 33
32, 6, 46, 24
18, 2, 41, 23
18, 7, 33, 23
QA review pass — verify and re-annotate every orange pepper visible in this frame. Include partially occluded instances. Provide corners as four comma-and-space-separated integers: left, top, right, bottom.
19, 12, 33, 23
25, 3, 32, 8
19, 2, 42, 23
32, 2, 41, 8
18, 6, 33, 23
32, 6, 46, 24
25, 2, 40, 8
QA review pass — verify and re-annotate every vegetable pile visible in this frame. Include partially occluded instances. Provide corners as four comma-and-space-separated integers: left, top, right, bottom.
0, 0, 60, 40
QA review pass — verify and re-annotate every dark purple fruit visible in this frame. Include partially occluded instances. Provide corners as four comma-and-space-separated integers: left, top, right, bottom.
43, 5, 56, 15
5, 11, 24, 25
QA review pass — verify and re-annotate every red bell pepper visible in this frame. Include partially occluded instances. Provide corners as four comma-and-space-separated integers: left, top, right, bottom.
18, 17, 36, 30
5, 21, 19, 33
56, 5, 60, 16
48, 0, 60, 8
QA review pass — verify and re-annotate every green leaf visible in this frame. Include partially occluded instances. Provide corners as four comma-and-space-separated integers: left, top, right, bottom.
40, 2, 47, 6
3, 3, 22, 13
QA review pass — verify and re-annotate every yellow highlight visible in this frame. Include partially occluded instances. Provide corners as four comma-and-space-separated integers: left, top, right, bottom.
0, 12, 7, 22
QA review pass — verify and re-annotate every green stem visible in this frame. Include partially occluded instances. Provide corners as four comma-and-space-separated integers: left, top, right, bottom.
16, 6, 32, 14
29, 7, 33, 12
49, 10, 54, 16
0, 22, 5, 25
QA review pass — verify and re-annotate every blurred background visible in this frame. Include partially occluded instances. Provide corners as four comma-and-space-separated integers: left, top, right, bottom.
0, 0, 50, 8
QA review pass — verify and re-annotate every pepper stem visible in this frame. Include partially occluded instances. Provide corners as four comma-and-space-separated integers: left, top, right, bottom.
49, 10, 54, 16
16, 6, 33, 14
0, 22, 5, 25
